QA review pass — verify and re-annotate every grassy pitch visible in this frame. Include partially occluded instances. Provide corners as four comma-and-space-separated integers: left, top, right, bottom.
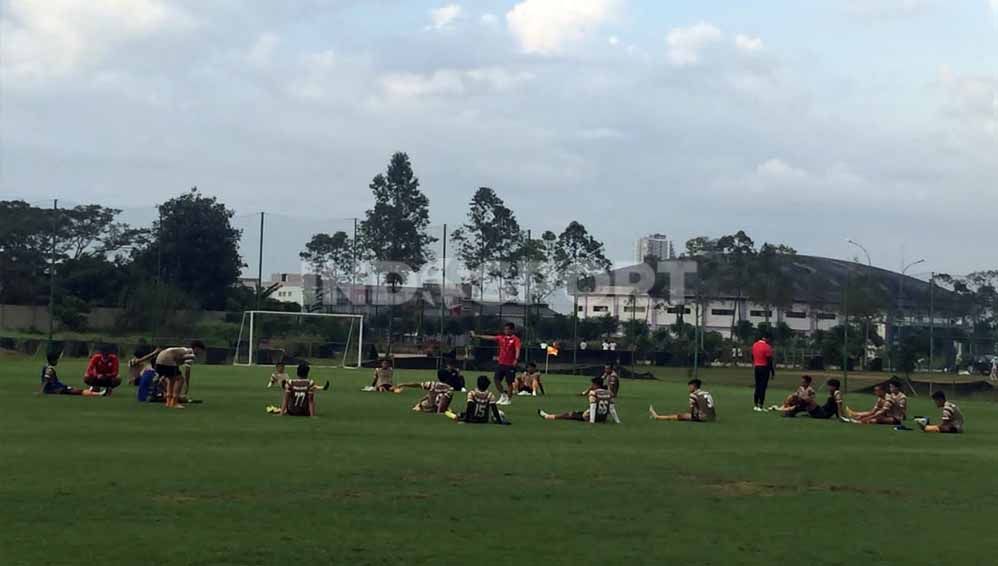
2, 357, 997, 566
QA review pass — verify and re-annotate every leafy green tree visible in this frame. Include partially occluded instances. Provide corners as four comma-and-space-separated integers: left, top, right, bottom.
451, 187, 524, 302
359, 152, 435, 289
136, 189, 243, 311
300, 231, 356, 309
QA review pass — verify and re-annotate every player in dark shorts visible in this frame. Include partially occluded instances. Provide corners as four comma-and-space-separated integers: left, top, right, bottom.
38, 351, 105, 397
437, 358, 466, 391
279, 361, 329, 417
801, 379, 845, 420
446, 376, 510, 424
538, 377, 621, 423
471, 323, 522, 406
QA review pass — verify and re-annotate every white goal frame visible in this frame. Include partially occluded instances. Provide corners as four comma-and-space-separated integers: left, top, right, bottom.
234, 310, 364, 369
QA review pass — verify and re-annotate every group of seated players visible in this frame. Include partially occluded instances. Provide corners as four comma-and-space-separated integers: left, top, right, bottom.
764, 374, 964, 433
38, 341, 207, 409
39, 342, 965, 434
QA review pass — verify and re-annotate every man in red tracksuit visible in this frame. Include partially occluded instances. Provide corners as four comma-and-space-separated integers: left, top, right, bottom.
751, 335, 774, 412
84, 346, 121, 394
472, 323, 522, 407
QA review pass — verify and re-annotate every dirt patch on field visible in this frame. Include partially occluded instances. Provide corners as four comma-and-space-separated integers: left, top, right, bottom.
698, 478, 904, 498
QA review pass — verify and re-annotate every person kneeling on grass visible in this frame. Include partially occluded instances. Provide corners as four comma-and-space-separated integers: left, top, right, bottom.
445, 376, 510, 425
129, 345, 164, 403
915, 391, 965, 434
514, 362, 544, 396
83, 345, 121, 395
649, 379, 716, 422
846, 385, 899, 425
768, 375, 816, 414
38, 351, 106, 397
154, 341, 206, 409
273, 361, 329, 417
539, 376, 621, 424
394, 380, 454, 414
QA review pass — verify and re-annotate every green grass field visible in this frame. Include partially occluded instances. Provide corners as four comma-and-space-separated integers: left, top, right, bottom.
2, 356, 997, 566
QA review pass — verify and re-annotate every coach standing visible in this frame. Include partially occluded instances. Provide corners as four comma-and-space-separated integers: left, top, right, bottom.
751, 335, 774, 412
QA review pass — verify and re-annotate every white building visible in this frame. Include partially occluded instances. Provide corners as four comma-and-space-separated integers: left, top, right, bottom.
268, 273, 306, 307
635, 233, 675, 263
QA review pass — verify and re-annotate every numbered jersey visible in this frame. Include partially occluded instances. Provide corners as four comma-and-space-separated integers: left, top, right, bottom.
286, 378, 315, 416
587, 388, 614, 423
689, 389, 716, 422
465, 389, 497, 423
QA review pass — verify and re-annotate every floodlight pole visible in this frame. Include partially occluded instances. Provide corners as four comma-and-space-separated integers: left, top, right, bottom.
439, 224, 447, 370
256, 212, 265, 310
48, 199, 58, 343
929, 272, 935, 373
897, 258, 926, 371
843, 266, 850, 393
847, 239, 872, 371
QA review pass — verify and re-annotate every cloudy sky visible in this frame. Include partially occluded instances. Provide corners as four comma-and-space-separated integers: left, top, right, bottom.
2, 0, 996, 277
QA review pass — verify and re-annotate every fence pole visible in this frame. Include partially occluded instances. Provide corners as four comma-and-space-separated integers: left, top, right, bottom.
843, 267, 850, 394
524, 229, 531, 365
438, 224, 447, 370
48, 199, 58, 343
352, 218, 358, 315
256, 212, 265, 310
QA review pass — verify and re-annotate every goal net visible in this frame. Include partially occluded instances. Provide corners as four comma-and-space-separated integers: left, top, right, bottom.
233, 310, 365, 368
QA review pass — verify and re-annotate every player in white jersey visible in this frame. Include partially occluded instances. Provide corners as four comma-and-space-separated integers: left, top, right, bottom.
649, 379, 716, 422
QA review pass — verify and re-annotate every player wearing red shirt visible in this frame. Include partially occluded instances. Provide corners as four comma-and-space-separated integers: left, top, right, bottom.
472, 323, 521, 406
83, 346, 121, 394
751, 336, 774, 411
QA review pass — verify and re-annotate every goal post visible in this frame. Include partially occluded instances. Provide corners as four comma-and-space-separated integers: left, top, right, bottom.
234, 310, 365, 368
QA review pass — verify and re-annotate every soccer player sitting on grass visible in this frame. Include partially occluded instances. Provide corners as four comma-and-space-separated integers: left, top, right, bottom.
83, 345, 121, 395
394, 380, 454, 414
154, 340, 205, 409
445, 376, 510, 425
366, 358, 395, 392
915, 391, 964, 434
437, 358, 466, 391
648, 379, 716, 422
887, 379, 908, 422
847, 385, 899, 425
267, 362, 289, 389
275, 361, 329, 417
38, 351, 105, 397
539, 376, 621, 424
514, 362, 544, 396
769, 375, 816, 414
795, 378, 845, 420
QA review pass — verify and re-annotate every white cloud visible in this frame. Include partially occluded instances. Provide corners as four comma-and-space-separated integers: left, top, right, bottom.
756, 158, 808, 180
734, 34, 763, 53
608, 35, 620, 46
935, 66, 998, 137
666, 22, 722, 67
0, 0, 193, 82
245, 32, 279, 68
991, 0, 998, 22
427, 4, 462, 31
506, 0, 620, 55
380, 67, 534, 100
480, 12, 498, 26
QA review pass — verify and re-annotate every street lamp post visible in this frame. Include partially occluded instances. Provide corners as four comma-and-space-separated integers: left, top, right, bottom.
847, 239, 872, 370
898, 258, 926, 372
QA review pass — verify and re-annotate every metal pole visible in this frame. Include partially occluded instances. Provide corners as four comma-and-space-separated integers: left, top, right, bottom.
847, 239, 872, 371
256, 212, 265, 310
524, 229, 531, 365
248, 311, 255, 365
48, 199, 58, 343
693, 302, 700, 378
929, 272, 935, 373
439, 224, 447, 370
572, 294, 579, 374
352, 218, 358, 315
843, 267, 849, 394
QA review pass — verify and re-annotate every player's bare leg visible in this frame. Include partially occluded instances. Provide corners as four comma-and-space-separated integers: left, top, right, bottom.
649, 406, 692, 421
308, 396, 317, 417
170, 379, 185, 409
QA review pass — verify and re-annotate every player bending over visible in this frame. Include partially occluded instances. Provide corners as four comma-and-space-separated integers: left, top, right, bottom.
268, 362, 289, 389
539, 376, 621, 424
154, 340, 205, 409
846, 385, 898, 425
768, 375, 816, 414
129, 345, 164, 403
38, 351, 105, 397
446, 376, 510, 424
278, 361, 329, 417
649, 379, 716, 422
514, 362, 544, 396
394, 380, 454, 414
364, 358, 395, 392
915, 391, 964, 434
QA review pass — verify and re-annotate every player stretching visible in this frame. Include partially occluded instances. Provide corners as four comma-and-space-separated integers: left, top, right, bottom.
886, 379, 908, 422
846, 385, 898, 425
367, 358, 395, 392
268, 362, 289, 389
38, 351, 105, 397
278, 362, 329, 417
769, 375, 816, 414
514, 362, 544, 396
471, 323, 521, 406
916, 391, 964, 434
446, 376, 510, 424
796, 378, 845, 420
154, 341, 205, 409
649, 379, 716, 422
394, 380, 454, 414
538, 376, 621, 424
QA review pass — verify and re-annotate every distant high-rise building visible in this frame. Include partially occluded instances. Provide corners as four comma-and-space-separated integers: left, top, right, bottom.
635, 234, 674, 262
